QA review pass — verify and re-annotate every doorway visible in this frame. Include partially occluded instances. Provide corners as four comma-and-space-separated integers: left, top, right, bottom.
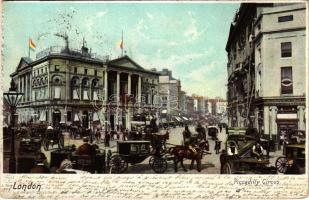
277, 120, 298, 150
53, 110, 61, 127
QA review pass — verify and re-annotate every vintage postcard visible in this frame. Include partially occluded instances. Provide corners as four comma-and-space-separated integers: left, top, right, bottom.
0, 1, 308, 199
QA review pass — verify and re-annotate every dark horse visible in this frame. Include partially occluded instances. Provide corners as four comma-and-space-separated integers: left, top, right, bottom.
168, 140, 209, 172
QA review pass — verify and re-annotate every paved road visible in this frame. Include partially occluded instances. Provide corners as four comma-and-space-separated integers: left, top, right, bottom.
39, 125, 281, 174
40, 125, 226, 174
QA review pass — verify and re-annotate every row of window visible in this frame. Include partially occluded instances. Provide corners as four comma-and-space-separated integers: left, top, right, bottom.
53, 87, 100, 101
73, 67, 98, 76
34, 111, 98, 123
229, 66, 293, 98
33, 77, 48, 87
36, 65, 100, 76
33, 67, 48, 77
32, 89, 48, 101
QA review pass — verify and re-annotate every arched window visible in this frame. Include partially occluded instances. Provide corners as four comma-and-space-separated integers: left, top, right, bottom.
53, 76, 62, 99
71, 77, 80, 100
92, 79, 99, 101
82, 78, 89, 100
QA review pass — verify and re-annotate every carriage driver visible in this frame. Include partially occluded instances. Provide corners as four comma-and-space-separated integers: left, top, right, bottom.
252, 140, 264, 160
182, 125, 197, 154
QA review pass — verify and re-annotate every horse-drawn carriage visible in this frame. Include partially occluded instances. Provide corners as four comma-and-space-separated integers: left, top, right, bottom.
274, 129, 305, 174
208, 126, 219, 139
41, 127, 64, 151
109, 140, 168, 173
16, 124, 43, 155
221, 130, 276, 174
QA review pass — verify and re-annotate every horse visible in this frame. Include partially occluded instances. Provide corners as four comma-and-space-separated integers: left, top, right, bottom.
168, 140, 209, 172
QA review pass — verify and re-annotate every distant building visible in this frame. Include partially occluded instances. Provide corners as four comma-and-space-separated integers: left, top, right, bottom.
179, 90, 187, 114
192, 95, 206, 114
207, 98, 227, 116
158, 69, 181, 116
186, 96, 195, 116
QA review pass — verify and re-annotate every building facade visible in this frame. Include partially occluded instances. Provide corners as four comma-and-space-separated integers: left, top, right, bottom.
11, 45, 159, 130
226, 3, 306, 148
253, 3, 306, 143
158, 69, 181, 116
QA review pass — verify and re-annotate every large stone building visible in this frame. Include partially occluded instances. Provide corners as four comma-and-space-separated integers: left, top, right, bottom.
158, 69, 181, 116
226, 3, 306, 148
11, 44, 159, 130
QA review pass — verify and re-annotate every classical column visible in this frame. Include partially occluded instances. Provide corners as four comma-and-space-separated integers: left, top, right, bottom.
49, 108, 52, 124
116, 72, 120, 127
297, 106, 305, 130
254, 107, 259, 130
66, 68, 70, 101
263, 106, 270, 138
104, 71, 108, 102
24, 75, 26, 101
269, 106, 278, 137
25, 74, 28, 102
29, 73, 32, 101
127, 73, 132, 129
127, 73, 131, 95
60, 109, 65, 123
138, 75, 142, 106
21, 76, 24, 102
116, 72, 120, 103
18, 77, 20, 92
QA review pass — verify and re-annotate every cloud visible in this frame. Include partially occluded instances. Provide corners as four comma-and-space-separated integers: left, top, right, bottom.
96, 11, 107, 18
181, 60, 227, 98
183, 11, 206, 41
146, 13, 154, 20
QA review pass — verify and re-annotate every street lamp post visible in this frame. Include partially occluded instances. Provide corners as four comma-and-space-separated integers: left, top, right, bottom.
3, 80, 23, 173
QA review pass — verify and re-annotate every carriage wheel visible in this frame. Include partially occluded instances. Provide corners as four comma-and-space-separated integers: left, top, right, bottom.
152, 157, 167, 173
222, 162, 234, 174
58, 136, 64, 149
275, 156, 288, 173
42, 139, 49, 151
149, 156, 155, 167
110, 155, 128, 173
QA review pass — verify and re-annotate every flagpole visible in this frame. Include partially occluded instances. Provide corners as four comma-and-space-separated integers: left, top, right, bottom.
121, 30, 123, 57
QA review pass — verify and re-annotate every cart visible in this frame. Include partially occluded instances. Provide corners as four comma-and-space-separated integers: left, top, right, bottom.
208, 126, 219, 139
109, 140, 168, 174
41, 128, 64, 151
275, 144, 305, 174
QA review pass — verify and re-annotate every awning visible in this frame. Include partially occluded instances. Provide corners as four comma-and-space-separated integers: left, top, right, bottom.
54, 87, 61, 99
93, 112, 99, 121
277, 113, 297, 119
93, 91, 99, 101
39, 110, 46, 121
73, 89, 79, 100
74, 113, 80, 122
161, 110, 167, 114
83, 90, 89, 100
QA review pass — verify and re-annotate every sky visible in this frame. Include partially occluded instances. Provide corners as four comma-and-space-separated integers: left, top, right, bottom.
2, 2, 239, 99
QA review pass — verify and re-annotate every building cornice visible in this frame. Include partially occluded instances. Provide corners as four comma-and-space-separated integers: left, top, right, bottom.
254, 96, 305, 106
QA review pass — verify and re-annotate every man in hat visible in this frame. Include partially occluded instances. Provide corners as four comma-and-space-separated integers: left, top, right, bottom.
252, 140, 264, 160
76, 137, 96, 156
227, 141, 238, 156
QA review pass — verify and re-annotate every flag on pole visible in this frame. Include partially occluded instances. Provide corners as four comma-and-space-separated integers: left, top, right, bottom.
119, 40, 123, 49
29, 38, 36, 51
